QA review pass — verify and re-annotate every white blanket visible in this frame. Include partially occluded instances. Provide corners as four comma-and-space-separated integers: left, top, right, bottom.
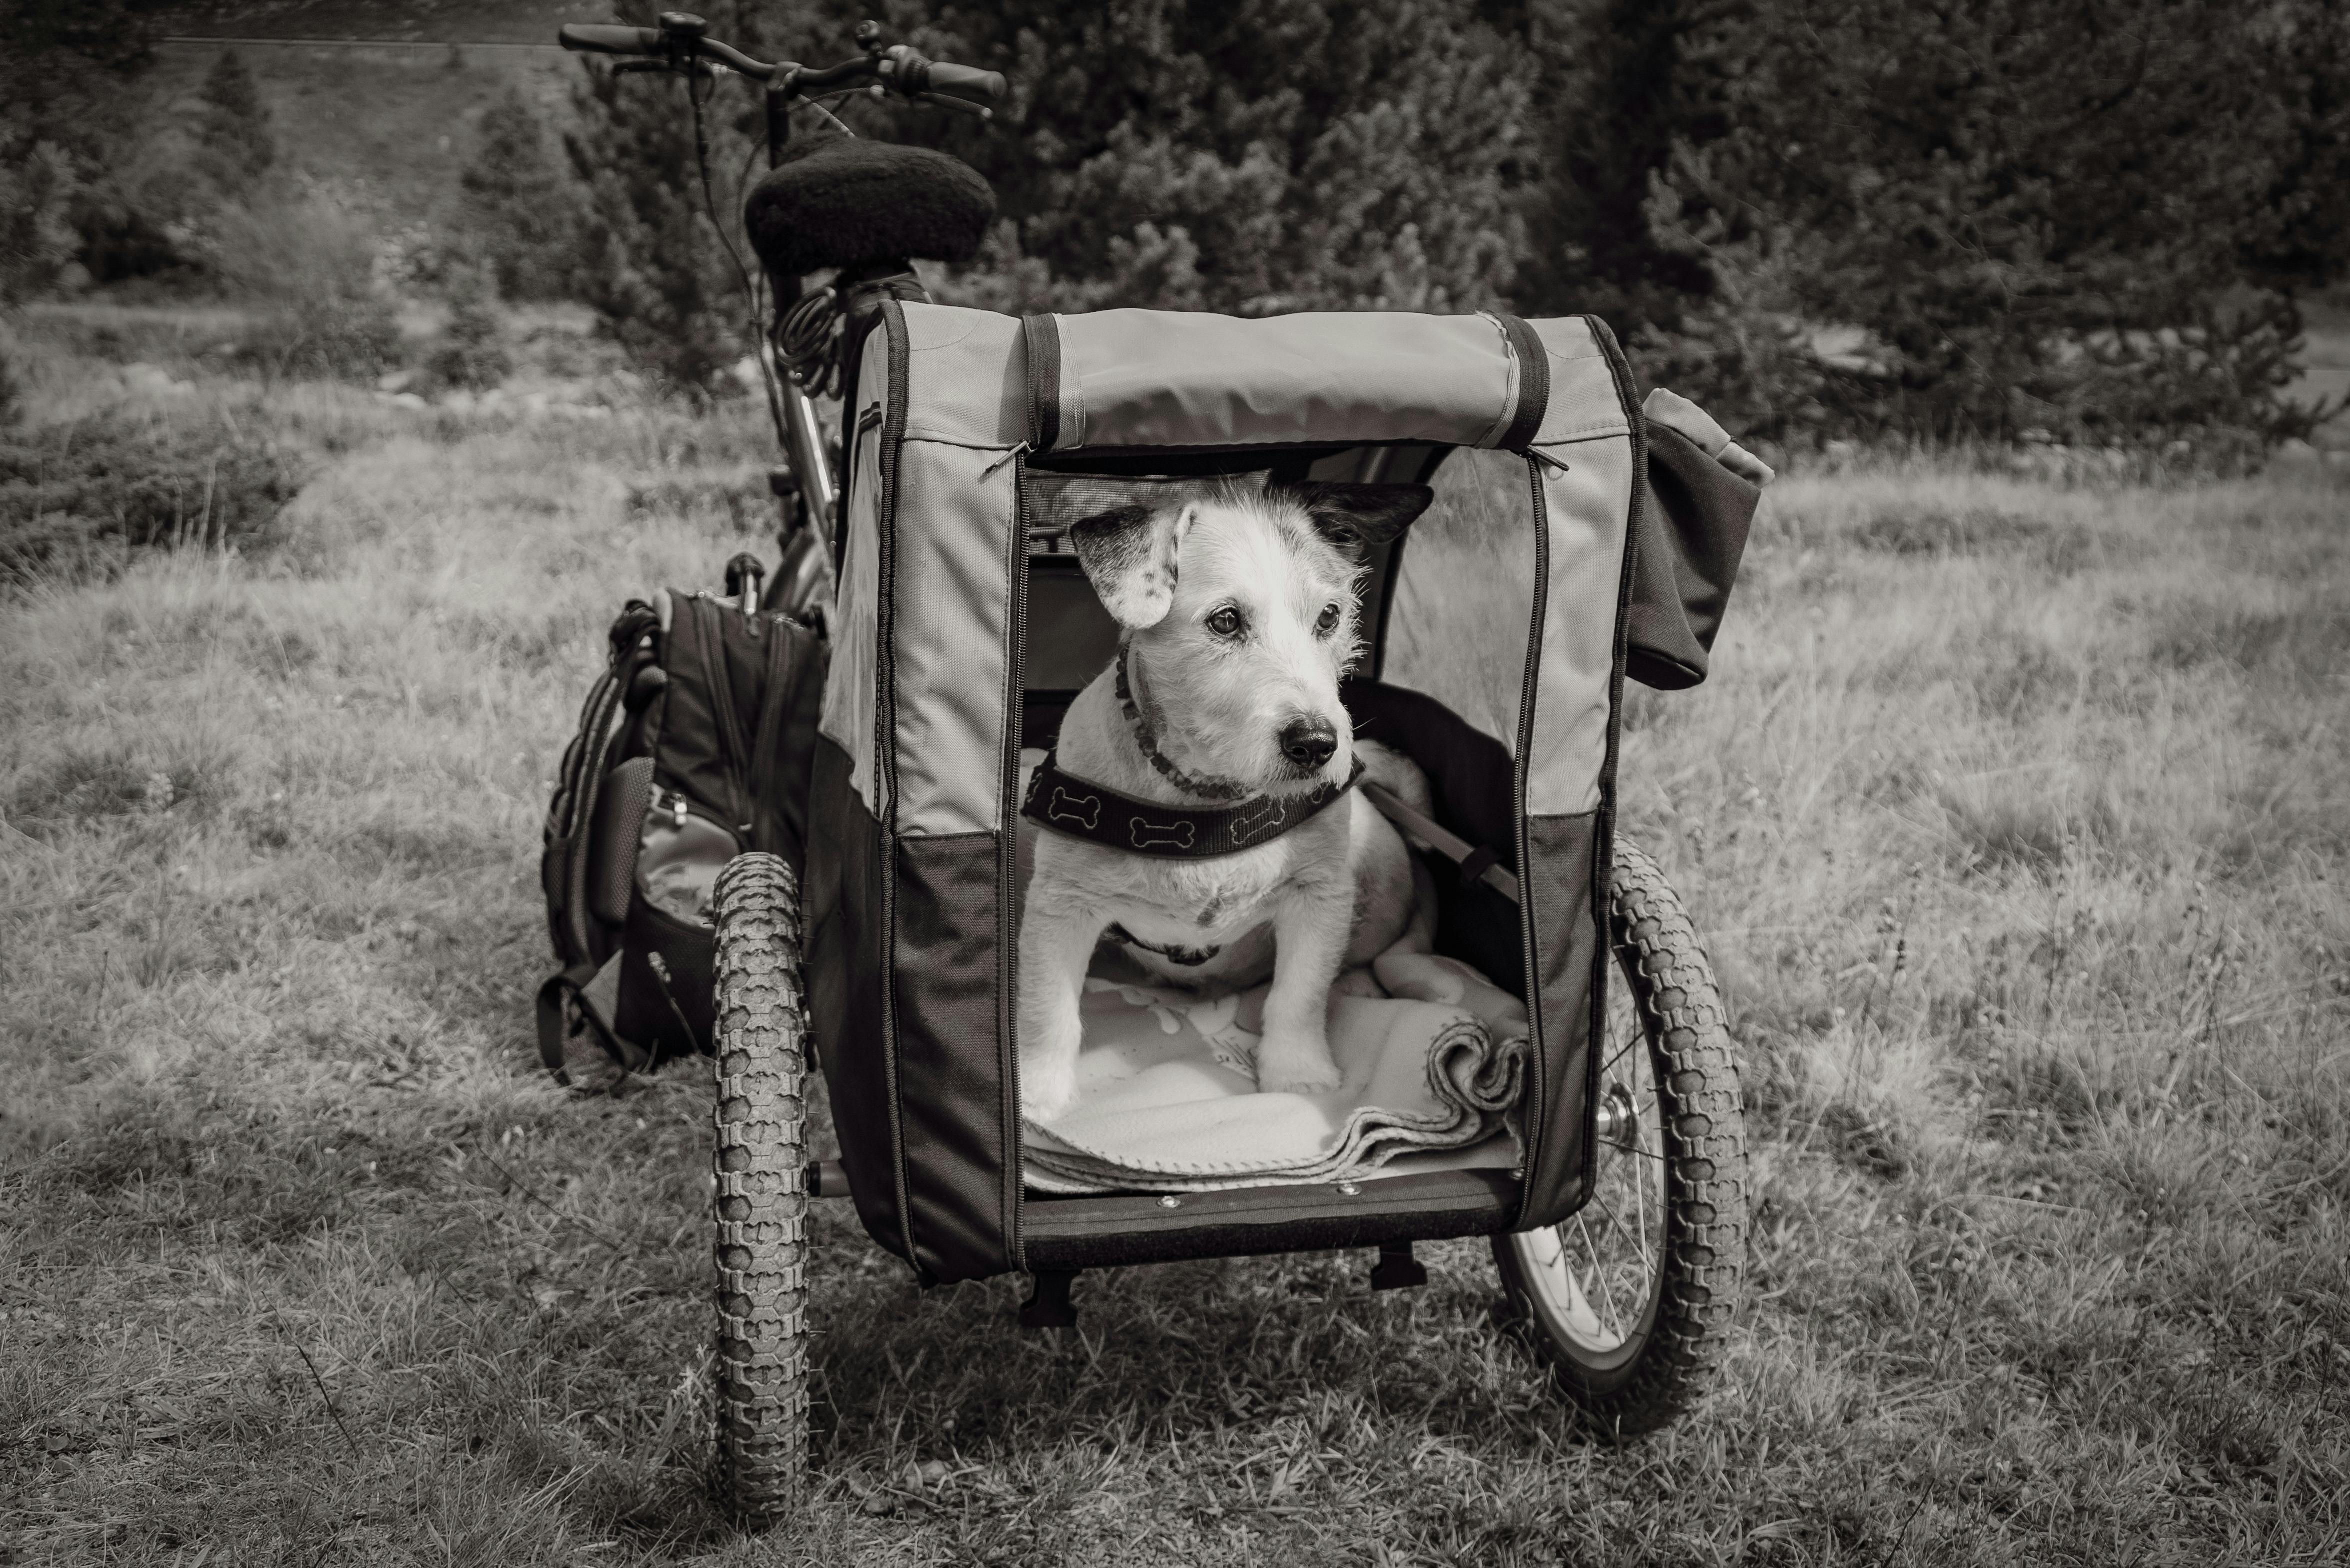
1022, 952, 1530, 1194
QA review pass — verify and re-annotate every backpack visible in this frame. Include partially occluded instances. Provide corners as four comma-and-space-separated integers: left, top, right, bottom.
537, 571, 827, 1082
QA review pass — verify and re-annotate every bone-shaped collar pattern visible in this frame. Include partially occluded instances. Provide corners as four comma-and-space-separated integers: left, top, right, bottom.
1020, 750, 1364, 860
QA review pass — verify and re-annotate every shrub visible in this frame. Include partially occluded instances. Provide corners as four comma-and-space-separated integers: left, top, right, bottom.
0, 409, 307, 582
210, 192, 402, 382
0, 139, 88, 302
0, 335, 21, 427
423, 267, 513, 391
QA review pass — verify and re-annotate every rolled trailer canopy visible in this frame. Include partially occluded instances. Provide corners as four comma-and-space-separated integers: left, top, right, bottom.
805, 302, 1758, 1284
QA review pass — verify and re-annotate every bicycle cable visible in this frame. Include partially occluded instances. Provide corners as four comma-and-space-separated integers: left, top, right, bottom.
761, 93, 871, 397
686, 67, 790, 446
776, 287, 845, 397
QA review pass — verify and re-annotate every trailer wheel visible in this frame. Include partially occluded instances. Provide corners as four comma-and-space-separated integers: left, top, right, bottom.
710, 852, 811, 1520
1491, 837, 1748, 1436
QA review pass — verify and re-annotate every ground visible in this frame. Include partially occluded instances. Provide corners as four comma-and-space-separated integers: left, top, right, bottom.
1, 304, 2345, 1566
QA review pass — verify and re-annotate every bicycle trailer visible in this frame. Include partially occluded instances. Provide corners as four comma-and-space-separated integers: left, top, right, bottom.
704, 300, 1767, 1514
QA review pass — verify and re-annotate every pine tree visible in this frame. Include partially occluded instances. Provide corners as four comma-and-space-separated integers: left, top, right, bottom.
0, 0, 163, 298
558, 0, 1538, 387
461, 86, 580, 301
195, 49, 274, 188
1525, 0, 2350, 454
864, 0, 1537, 315
1515, 0, 1725, 334
561, 0, 786, 396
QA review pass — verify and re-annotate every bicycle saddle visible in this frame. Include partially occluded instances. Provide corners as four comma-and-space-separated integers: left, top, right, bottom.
744, 138, 996, 279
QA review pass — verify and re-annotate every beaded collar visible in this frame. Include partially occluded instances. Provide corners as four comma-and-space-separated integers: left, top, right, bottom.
1115, 647, 1249, 802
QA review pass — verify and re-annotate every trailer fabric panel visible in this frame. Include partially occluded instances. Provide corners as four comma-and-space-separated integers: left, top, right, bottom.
1523, 434, 1635, 816
1373, 444, 1542, 750
897, 303, 1026, 448
818, 355, 890, 821
892, 833, 1015, 1282
889, 439, 1015, 838
1043, 310, 1522, 451
1515, 810, 1601, 1228
806, 735, 913, 1265
1526, 318, 1634, 446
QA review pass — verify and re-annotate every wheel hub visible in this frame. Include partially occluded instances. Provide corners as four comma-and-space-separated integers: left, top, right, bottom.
1592, 1081, 1641, 1153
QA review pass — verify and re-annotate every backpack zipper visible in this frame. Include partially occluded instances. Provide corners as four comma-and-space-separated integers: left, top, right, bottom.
646, 781, 693, 832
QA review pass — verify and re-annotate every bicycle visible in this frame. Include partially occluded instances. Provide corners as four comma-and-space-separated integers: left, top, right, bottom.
561, 12, 1753, 1527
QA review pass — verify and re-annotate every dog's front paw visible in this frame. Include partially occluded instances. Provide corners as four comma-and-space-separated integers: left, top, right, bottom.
1254, 1030, 1343, 1096
1019, 1064, 1079, 1125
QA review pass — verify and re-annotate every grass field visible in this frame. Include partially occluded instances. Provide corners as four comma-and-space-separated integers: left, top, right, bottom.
3, 313, 2347, 1567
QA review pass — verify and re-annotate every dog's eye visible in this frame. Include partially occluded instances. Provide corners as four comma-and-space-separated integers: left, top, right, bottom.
1206, 605, 1245, 639
1315, 602, 1342, 637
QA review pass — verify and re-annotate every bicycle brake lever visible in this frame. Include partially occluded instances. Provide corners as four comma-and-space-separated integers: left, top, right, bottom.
915, 91, 992, 119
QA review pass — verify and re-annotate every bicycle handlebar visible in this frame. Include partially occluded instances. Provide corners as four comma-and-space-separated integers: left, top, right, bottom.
556, 23, 661, 57
557, 16, 1006, 111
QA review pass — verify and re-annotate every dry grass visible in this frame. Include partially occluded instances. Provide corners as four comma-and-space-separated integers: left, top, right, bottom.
3, 322, 2347, 1566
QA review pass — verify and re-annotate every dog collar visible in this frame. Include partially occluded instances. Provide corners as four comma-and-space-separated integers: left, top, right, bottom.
1022, 749, 1364, 859
1116, 647, 1249, 801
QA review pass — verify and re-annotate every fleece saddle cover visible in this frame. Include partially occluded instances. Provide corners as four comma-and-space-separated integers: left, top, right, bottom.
1022, 952, 1530, 1194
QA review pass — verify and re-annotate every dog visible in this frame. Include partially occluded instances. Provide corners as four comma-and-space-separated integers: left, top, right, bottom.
1016, 477, 1439, 1121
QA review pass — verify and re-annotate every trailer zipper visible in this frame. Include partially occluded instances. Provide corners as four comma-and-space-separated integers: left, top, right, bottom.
997, 445, 1032, 1270
1512, 450, 1552, 1221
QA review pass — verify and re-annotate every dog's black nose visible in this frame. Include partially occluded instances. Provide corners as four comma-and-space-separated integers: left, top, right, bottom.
1278, 716, 1338, 771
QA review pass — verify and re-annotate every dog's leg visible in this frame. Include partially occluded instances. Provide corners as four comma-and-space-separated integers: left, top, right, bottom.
1016, 897, 1106, 1121
1254, 877, 1352, 1095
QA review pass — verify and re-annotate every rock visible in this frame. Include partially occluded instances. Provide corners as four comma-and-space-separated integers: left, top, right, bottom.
376, 369, 415, 393
124, 363, 191, 396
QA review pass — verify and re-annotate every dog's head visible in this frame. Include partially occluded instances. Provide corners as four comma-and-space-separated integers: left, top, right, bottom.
1071, 479, 1433, 794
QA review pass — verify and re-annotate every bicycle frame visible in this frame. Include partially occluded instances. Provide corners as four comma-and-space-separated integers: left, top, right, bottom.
562, 14, 1002, 621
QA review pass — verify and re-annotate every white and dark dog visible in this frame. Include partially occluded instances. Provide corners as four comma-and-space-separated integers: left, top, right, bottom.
1016, 478, 1438, 1121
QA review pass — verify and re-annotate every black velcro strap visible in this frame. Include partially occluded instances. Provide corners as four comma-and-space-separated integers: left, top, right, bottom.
1493, 313, 1551, 451
1022, 313, 1061, 452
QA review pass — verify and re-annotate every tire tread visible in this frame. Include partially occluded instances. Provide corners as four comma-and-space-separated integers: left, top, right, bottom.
1494, 837, 1748, 1436
710, 852, 811, 1520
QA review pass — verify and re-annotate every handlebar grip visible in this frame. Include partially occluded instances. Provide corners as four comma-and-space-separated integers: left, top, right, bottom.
558, 23, 662, 56
915, 61, 1005, 103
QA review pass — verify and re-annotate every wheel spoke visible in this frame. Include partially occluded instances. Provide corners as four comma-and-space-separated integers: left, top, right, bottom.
1572, 1210, 1620, 1337
1600, 1024, 1642, 1081
1588, 1185, 1652, 1296
1628, 1125, 1651, 1276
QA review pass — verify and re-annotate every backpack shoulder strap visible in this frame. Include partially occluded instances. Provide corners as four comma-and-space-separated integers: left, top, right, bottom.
536, 958, 648, 1085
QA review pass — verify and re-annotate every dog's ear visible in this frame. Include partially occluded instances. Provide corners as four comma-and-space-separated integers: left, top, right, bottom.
1069, 501, 1197, 629
1287, 482, 1435, 560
